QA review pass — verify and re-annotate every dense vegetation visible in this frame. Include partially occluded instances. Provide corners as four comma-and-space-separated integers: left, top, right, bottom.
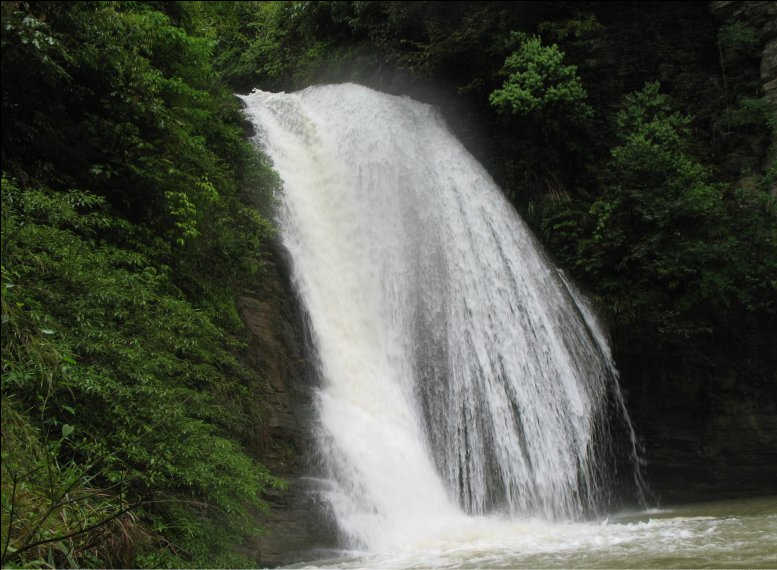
1, 2, 279, 567
2, 1, 775, 567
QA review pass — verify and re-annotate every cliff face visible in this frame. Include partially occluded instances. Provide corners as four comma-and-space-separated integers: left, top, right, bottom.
235, 253, 336, 567
618, 343, 777, 504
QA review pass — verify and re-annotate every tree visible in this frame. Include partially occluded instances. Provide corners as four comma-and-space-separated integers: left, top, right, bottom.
580, 82, 776, 341
490, 34, 592, 121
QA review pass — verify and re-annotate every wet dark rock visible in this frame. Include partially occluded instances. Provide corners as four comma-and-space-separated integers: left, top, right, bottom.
235, 255, 337, 567
618, 343, 777, 505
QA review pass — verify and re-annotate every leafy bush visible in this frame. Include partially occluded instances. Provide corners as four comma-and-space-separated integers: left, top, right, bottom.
1, 177, 282, 567
578, 82, 776, 339
490, 34, 592, 121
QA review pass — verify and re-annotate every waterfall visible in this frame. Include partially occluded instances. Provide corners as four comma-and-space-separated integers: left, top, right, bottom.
240, 84, 645, 551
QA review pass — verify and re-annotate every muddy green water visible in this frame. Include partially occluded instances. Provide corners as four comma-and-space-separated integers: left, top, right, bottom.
290, 496, 777, 569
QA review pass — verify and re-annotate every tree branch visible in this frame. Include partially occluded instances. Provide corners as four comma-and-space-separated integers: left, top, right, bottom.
9, 500, 142, 561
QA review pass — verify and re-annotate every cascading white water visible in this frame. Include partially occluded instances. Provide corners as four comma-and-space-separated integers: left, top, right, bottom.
240, 84, 644, 552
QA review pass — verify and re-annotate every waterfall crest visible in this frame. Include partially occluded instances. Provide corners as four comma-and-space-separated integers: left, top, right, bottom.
241, 84, 644, 550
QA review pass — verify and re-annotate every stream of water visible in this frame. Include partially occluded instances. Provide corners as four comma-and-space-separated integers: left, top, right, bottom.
291, 497, 777, 569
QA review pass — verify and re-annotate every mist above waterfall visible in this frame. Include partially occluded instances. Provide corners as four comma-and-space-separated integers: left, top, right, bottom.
241, 83, 644, 551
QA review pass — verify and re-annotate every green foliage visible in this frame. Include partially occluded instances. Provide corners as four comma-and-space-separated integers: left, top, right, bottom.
1, 2, 281, 567
206, 1, 532, 93
484, 31, 596, 208
490, 34, 592, 120
713, 19, 773, 176
1, 396, 144, 568
538, 12, 603, 42
1, 177, 281, 567
1, 1, 276, 293
577, 83, 777, 339
717, 20, 760, 56
207, 2, 299, 90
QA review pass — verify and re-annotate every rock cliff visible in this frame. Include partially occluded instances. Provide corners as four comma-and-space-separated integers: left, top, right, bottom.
618, 342, 777, 504
235, 253, 336, 567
